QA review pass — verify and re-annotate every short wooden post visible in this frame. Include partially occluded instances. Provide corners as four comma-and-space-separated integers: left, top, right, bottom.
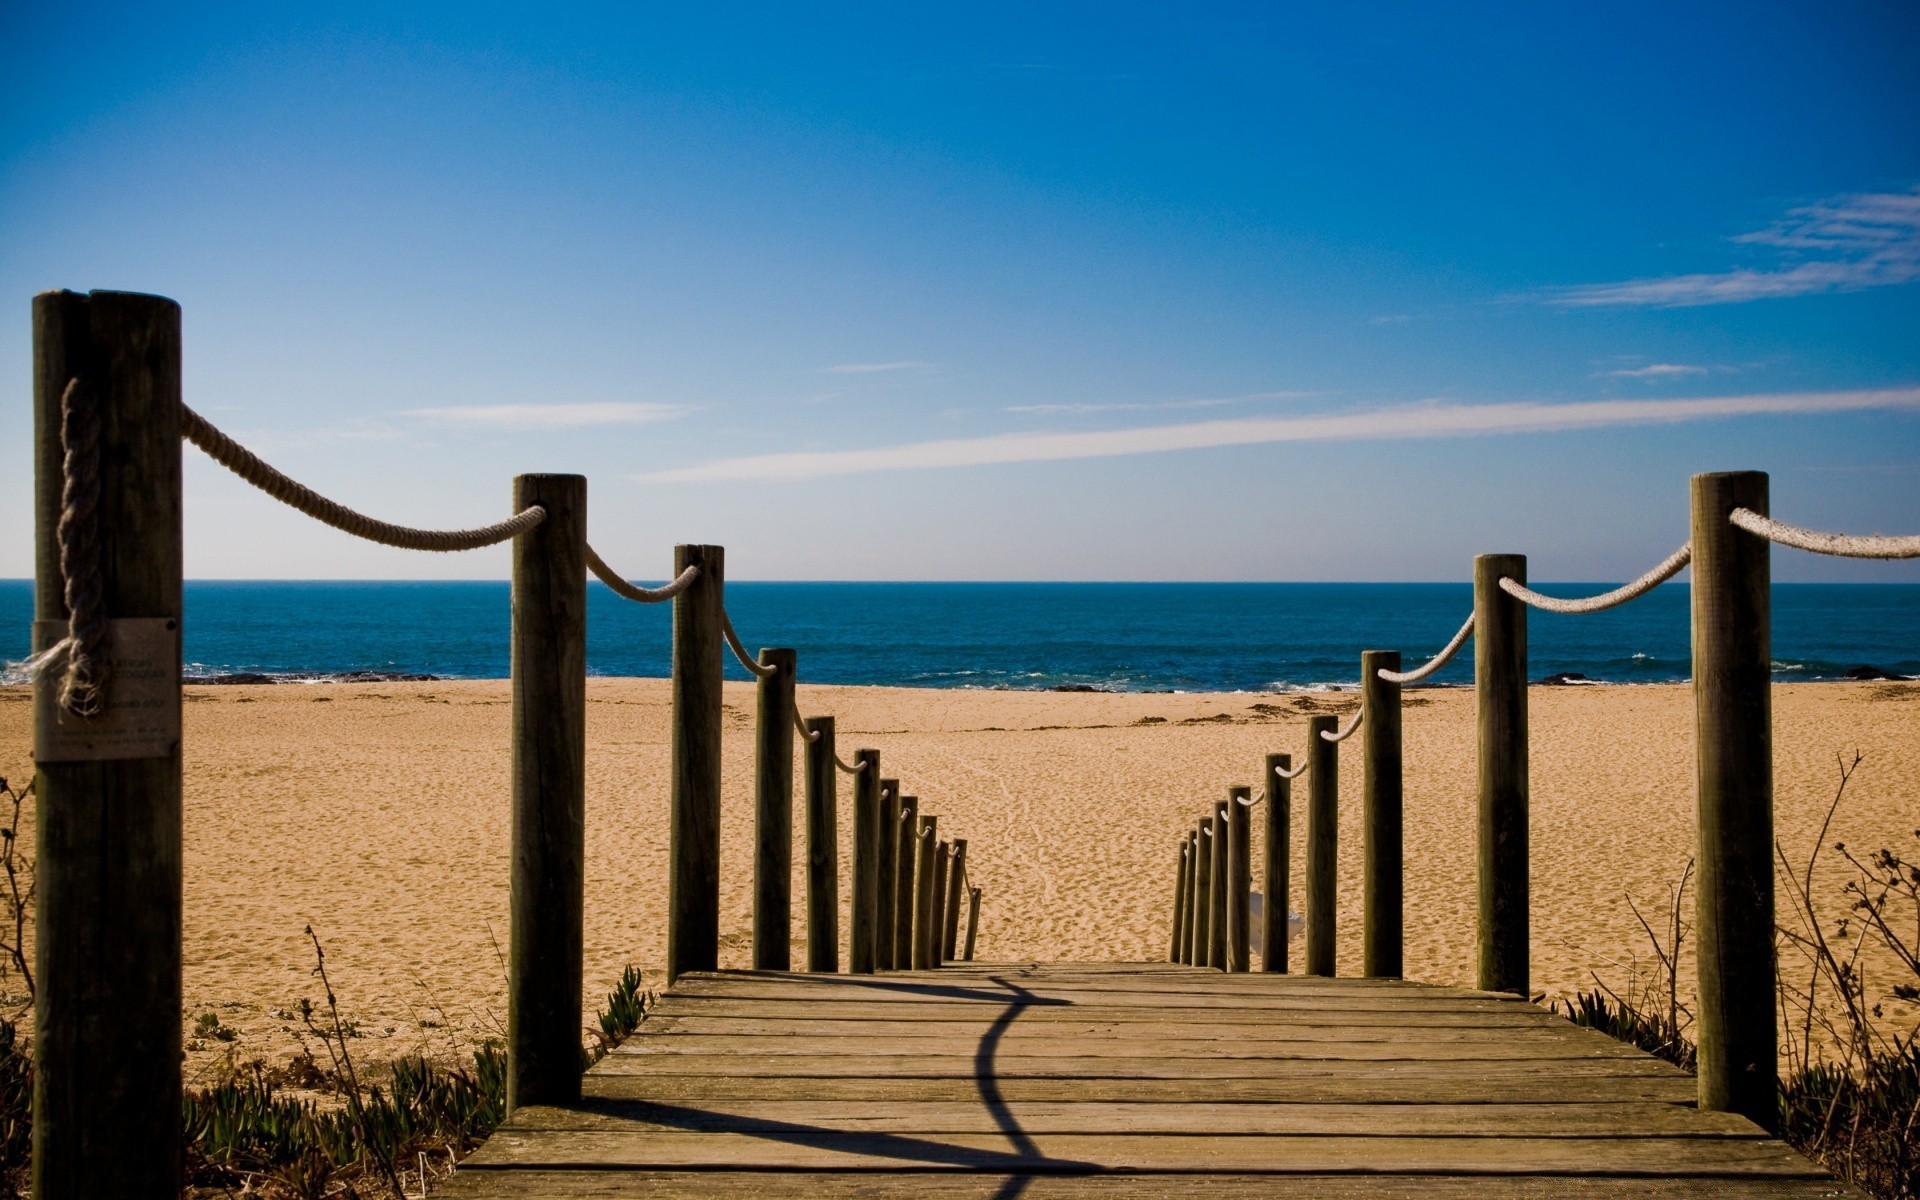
32, 290, 185, 1197
943, 838, 968, 959
802, 719, 841, 972
1208, 800, 1229, 970
1227, 787, 1252, 972
508, 473, 587, 1112
964, 887, 982, 960
1362, 650, 1403, 979
850, 753, 880, 974
930, 841, 950, 967
1475, 553, 1529, 997
1191, 825, 1212, 966
893, 795, 919, 968
913, 816, 939, 969
1263, 753, 1291, 973
1170, 839, 1191, 962
1692, 470, 1776, 1125
876, 779, 900, 968
669, 543, 724, 984
752, 648, 796, 971
1306, 714, 1338, 977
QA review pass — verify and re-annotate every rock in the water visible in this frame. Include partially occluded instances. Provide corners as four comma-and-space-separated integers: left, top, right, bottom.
1844, 664, 1909, 682
1536, 671, 1597, 686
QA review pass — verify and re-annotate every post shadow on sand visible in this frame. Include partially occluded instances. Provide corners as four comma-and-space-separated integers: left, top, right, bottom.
578, 974, 1084, 1195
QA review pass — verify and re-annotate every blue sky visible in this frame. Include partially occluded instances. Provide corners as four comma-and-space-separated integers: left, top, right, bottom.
2, 3, 1917, 581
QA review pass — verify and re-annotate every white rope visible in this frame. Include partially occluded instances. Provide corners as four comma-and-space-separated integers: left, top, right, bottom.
835, 751, 867, 775
1498, 542, 1692, 614
1377, 613, 1474, 684
1236, 790, 1265, 808
1321, 711, 1363, 743
587, 547, 699, 603
722, 612, 781, 679
790, 708, 867, 771
1730, 508, 1920, 559
1274, 760, 1308, 780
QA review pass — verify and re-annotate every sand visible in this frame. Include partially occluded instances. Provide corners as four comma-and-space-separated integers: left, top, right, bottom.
1, 679, 1916, 1084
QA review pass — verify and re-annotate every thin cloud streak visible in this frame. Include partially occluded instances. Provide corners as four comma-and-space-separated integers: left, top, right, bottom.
408, 402, 687, 428
1602, 363, 1709, 379
1551, 187, 1920, 307
825, 360, 928, 374
639, 388, 1920, 483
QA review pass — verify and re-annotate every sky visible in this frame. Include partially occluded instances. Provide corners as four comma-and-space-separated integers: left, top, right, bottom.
2, 3, 1917, 582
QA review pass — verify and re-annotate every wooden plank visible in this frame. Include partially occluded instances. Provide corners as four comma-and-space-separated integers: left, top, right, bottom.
497, 1100, 1765, 1138
608, 1030, 1651, 1060
643, 999, 1559, 1026
440, 1171, 1862, 1200
589, 1051, 1690, 1079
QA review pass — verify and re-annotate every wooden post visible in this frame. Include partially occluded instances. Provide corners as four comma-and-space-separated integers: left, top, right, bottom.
1263, 753, 1291, 973
752, 648, 796, 971
1475, 553, 1529, 997
876, 779, 900, 969
1227, 787, 1252, 972
802, 719, 841, 972
1191, 825, 1212, 967
668, 543, 723, 984
943, 838, 968, 960
930, 841, 950, 967
913, 816, 939, 969
850, 753, 880, 974
893, 795, 919, 968
508, 473, 587, 1112
1170, 839, 1191, 963
1208, 800, 1229, 970
32, 290, 184, 1197
1362, 650, 1403, 979
1306, 714, 1338, 977
1692, 470, 1776, 1125
964, 887, 982, 960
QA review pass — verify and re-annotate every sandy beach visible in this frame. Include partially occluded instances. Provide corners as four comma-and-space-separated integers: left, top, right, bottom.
1, 679, 1916, 1084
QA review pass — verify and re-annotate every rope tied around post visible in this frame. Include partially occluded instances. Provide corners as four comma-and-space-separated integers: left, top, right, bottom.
1729, 508, 1920, 559
25, 378, 111, 717
1274, 760, 1309, 781
1377, 612, 1474, 684
1498, 542, 1692, 613
722, 611, 781, 679
587, 546, 699, 602
181, 404, 545, 550
791, 707, 868, 772
1321, 710, 1364, 743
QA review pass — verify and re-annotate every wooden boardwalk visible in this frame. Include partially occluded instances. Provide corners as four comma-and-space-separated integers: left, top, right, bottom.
443, 962, 1854, 1198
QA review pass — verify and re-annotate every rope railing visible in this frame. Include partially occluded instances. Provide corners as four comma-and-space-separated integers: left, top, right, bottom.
1498, 542, 1692, 614
721, 611, 781, 679
1376, 612, 1473, 684
1274, 759, 1309, 780
586, 546, 700, 602
1730, 508, 1920, 559
31, 379, 109, 717
1320, 710, 1363, 743
181, 405, 546, 551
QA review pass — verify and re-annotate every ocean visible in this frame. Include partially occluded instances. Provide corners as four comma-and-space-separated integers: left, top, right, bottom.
2, 580, 1916, 691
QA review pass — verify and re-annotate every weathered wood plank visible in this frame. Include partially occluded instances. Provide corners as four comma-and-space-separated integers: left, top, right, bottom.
608, 1031, 1650, 1060
643, 999, 1558, 1025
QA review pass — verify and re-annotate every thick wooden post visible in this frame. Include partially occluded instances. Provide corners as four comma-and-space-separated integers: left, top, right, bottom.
803, 719, 841, 972
876, 779, 900, 969
913, 816, 939, 969
1692, 471, 1776, 1125
930, 841, 950, 967
1170, 839, 1191, 963
669, 543, 724, 984
1208, 800, 1229, 970
1306, 714, 1338, 977
1362, 650, 1403, 979
1263, 753, 1291, 973
893, 795, 919, 968
964, 888, 982, 960
1475, 553, 1529, 997
752, 648, 796, 971
508, 473, 587, 1112
1191, 825, 1212, 966
1227, 787, 1252, 972
943, 838, 968, 959
32, 290, 184, 1198
850, 754, 880, 974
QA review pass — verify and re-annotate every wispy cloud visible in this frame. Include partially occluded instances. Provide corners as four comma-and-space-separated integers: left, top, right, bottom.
408, 402, 687, 429
1004, 390, 1317, 415
825, 361, 928, 374
1551, 187, 1920, 307
638, 387, 1920, 483
1600, 363, 1709, 380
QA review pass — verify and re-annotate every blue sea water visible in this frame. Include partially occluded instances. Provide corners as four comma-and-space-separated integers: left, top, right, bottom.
2, 579, 1916, 690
